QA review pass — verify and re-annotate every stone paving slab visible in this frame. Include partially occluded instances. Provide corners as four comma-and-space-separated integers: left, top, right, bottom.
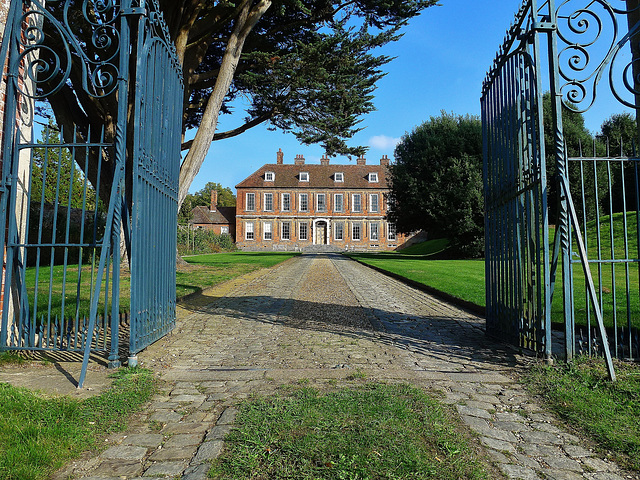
48, 254, 637, 480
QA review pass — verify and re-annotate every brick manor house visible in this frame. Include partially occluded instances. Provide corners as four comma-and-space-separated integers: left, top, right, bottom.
234, 149, 415, 251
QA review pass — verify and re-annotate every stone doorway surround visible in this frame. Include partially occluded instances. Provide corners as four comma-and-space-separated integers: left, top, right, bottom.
312, 218, 330, 245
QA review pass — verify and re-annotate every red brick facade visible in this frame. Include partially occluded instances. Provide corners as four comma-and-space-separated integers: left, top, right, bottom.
235, 151, 413, 251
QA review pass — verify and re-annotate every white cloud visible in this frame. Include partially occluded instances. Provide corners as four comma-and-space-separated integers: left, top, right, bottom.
369, 135, 400, 151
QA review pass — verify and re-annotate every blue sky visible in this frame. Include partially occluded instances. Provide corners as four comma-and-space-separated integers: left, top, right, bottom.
189, 0, 634, 195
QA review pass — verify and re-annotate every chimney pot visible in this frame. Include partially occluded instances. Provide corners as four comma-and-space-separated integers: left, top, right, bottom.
276, 148, 284, 164
320, 154, 329, 166
356, 155, 366, 165
380, 154, 390, 166
294, 154, 305, 165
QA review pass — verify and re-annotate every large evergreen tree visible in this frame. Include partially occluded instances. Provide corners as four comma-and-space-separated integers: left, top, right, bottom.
40, 0, 437, 209
387, 112, 484, 258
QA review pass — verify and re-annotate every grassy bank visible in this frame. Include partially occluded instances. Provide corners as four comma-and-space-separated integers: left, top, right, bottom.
210, 383, 493, 480
0, 368, 156, 480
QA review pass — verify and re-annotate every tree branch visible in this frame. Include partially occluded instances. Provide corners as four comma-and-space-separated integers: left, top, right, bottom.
181, 111, 273, 151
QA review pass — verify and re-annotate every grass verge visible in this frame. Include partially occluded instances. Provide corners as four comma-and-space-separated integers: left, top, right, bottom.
0, 368, 156, 480
523, 357, 640, 472
209, 383, 492, 480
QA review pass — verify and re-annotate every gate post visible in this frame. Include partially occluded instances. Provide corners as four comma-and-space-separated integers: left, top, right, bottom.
542, 0, 576, 361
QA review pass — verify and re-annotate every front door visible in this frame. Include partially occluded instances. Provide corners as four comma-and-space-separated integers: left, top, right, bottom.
316, 222, 327, 245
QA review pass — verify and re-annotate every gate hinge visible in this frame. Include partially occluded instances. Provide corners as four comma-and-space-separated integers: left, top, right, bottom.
122, 7, 145, 15
533, 21, 556, 32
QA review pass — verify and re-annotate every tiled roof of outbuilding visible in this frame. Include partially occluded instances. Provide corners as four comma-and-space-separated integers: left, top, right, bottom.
235, 164, 389, 189
190, 205, 236, 225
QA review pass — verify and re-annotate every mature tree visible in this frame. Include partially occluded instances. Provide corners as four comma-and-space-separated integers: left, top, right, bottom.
598, 112, 637, 155
597, 112, 638, 212
179, 181, 236, 223
40, 0, 437, 211
542, 93, 604, 222
32, 121, 97, 210
387, 112, 484, 258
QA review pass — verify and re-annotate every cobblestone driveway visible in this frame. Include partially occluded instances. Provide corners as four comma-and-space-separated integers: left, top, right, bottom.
61, 254, 634, 480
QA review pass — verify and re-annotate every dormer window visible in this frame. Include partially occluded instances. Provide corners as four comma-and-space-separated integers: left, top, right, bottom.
265, 171, 275, 182
300, 172, 309, 182
368, 172, 379, 183
334, 172, 344, 182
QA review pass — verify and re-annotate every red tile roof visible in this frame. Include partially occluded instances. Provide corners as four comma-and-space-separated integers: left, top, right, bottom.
235, 163, 390, 189
190, 205, 235, 225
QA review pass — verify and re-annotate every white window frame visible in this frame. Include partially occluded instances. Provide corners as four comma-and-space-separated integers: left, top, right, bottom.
281, 221, 291, 240
282, 193, 290, 211
334, 172, 344, 182
245, 222, 254, 240
369, 193, 379, 213
368, 172, 379, 183
265, 171, 275, 182
352, 222, 361, 241
299, 193, 309, 212
221, 226, 229, 235
264, 192, 274, 212
317, 193, 326, 212
334, 193, 343, 213
246, 192, 255, 212
299, 222, 308, 240
334, 222, 344, 241
299, 172, 309, 182
352, 194, 362, 213
370, 222, 379, 241
263, 222, 273, 240
388, 222, 397, 240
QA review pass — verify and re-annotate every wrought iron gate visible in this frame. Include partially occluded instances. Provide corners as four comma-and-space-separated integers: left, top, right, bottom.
482, 1, 551, 358
0, 0, 182, 387
128, 7, 181, 359
483, 0, 640, 380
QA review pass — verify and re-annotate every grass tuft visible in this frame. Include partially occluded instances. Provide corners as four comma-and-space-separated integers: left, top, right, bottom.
0, 367, 156, 480
523, 357, 640, 472
0, 352, 26, 366
209, 383, 490, 479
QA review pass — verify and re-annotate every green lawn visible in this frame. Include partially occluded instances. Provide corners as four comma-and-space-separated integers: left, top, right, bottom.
347, 252, 486, 307
210, 383, 492, 480
350, 229, 640, 330
22, 251, 300, 319
0, 368, 155, 480
177, 252, 299, 298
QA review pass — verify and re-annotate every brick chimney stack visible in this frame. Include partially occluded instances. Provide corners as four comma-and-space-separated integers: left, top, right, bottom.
380, 154, 390, 166
276, 148, 284, 164
356, 155, 366, 165
294, 154, 305, 165
320, 154, 330, 166
210, 190, 217, 212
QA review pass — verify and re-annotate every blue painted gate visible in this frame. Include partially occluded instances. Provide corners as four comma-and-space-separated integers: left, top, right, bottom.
483, 0, 640, 380
0, 0, 183, 387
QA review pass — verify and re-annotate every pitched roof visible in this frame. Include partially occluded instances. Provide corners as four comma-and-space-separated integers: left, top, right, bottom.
235, 163, 389, 190
190, 205, 235, 225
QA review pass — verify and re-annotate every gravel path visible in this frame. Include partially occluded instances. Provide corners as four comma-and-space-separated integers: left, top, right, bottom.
58, 254, 635, 480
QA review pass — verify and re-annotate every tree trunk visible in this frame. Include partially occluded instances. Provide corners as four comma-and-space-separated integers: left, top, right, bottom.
177, 0, 272, 210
